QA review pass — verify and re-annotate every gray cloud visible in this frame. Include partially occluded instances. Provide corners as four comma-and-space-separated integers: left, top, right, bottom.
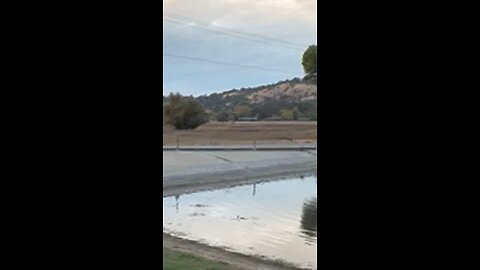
164, 0, 316, 43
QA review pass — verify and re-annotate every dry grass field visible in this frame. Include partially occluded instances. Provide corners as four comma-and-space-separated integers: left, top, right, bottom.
163, 121, 317, 146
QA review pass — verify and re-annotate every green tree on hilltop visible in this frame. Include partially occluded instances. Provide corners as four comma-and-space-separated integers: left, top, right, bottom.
302, 45, 317, 74
302, 45, 317, 85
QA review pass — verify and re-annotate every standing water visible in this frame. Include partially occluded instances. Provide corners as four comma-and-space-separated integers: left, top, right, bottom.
163, 175, 317, 269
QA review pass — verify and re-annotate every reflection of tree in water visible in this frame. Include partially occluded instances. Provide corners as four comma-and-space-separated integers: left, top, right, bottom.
300, 197, 317, 241
175, 195, 180, 213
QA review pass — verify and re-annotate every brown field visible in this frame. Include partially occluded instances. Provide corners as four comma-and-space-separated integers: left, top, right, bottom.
163, 121, 317, 146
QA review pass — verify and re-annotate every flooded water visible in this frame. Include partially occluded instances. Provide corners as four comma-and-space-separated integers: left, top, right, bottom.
163, 175, 317, 269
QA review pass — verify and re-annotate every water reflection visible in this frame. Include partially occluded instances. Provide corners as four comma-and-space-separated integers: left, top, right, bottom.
163, 175, 317, 269
175, 195, 180, 213
300, 197, 317, 242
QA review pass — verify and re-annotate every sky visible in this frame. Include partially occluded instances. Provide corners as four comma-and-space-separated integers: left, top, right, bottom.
163, 0, 317, 97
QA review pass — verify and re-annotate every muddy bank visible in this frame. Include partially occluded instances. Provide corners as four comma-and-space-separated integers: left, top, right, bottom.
163, 233, 308, 270
163, 150, 317, 197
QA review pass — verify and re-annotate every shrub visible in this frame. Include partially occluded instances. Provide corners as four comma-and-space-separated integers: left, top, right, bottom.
164, 93, 208, 129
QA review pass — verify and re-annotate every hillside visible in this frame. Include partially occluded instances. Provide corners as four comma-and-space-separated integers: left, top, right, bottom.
195, 78, 317, 121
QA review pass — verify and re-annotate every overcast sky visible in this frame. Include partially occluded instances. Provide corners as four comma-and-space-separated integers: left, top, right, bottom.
163, 0, 317, 97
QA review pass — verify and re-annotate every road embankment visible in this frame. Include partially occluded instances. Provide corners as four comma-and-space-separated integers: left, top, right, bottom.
163, 150, 317, 197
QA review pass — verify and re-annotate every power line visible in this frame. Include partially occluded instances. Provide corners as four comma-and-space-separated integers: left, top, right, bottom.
164, 12, 309, 47
163, 53, 299, 76
163, 15, 305, 50
165, 18, 303, 50
163, 12, 309, 50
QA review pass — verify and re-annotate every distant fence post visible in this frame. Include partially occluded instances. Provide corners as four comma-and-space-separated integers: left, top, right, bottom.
253, 138, 257, 151
176, 135, 179, 151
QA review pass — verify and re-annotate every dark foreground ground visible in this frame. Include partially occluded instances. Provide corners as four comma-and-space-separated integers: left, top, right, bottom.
163, 247, 239, 270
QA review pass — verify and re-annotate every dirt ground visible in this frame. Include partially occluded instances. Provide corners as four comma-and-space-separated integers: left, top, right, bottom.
163, 121, 317, 146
